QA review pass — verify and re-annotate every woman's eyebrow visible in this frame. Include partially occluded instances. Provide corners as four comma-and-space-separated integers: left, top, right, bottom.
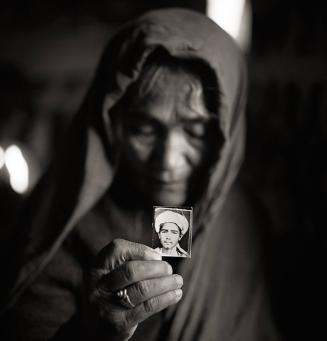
180, 117, 210, 124
177, 105, 212, 121
127, 111, 159, 124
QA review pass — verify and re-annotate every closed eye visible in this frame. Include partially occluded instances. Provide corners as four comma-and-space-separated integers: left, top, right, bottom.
128, 123, 156, 136
124, 112, 162, 137
184, 121, 208, 138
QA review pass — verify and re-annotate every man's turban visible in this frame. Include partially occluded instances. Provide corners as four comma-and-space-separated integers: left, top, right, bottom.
154, 210, 189, 236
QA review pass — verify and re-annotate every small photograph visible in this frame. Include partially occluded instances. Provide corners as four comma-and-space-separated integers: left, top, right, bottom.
152, 206, 192, 258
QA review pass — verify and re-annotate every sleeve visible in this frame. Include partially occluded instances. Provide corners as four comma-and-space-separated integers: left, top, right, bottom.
230, 272, 281, 341
3, 246, 85, 341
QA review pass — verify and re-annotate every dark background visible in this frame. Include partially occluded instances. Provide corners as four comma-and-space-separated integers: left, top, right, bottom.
0, 1, 326, 340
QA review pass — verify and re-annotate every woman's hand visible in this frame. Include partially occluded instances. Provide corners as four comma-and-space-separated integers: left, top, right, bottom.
83, 239, 183, 340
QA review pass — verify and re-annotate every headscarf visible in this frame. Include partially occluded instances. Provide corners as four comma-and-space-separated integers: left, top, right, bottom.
2, 8, 260, 341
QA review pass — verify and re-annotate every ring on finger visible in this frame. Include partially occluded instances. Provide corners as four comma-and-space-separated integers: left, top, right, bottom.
116, 288, 135, 309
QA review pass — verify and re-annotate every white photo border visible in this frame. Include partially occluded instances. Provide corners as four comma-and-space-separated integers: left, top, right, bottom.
152, 206, 193, 258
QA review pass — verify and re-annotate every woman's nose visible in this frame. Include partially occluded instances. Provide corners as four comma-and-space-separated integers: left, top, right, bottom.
159, 130, 186, 170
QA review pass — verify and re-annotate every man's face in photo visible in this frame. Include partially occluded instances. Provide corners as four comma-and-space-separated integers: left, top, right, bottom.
158, 222, 181, 250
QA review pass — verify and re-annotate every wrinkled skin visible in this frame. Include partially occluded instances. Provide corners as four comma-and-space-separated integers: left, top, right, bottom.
84, 239, 183, 340
113, 64, 216, 206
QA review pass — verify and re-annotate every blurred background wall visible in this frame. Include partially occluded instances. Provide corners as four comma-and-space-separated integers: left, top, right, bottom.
244, 2, 326, 339
0, 1, 326, 339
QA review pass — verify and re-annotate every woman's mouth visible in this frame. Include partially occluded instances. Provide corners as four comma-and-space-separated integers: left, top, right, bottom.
146, 174, 188, 186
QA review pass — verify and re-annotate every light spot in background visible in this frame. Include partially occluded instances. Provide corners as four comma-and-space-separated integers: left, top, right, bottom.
0, 146, 4, 169
4, 145, 29, 194
207, 0, 252, 51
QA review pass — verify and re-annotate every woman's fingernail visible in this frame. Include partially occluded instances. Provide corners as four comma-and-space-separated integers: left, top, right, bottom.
175, 289, 183, 299
166, 262, 173, 274
174, 274, 183, 287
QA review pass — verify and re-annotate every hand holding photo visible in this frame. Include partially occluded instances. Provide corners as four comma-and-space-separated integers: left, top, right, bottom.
152, 206, 192, 258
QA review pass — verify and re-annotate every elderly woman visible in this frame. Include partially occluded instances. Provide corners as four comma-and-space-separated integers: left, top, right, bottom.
1, 8, 279, 341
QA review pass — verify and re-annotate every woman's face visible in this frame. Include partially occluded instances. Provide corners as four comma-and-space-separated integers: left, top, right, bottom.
118, 65, 216, 206
158, 222, 181, 250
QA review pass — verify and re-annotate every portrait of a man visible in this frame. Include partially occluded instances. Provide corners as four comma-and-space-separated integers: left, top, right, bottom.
153, 208, 192, 257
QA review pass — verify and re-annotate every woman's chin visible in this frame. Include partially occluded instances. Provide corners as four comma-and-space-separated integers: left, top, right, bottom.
149, 191, 187, 207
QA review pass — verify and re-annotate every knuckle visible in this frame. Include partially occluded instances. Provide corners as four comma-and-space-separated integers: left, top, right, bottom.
123, 262, 136, 282
89, 287, 111, 309
96, 239, 126, 266
99, 307, 134, 336
111, 238, 129, 260
110, 312, 131, 333
143, 296, 159, 313
114, 318, 130, 334
135, 246, 145, 259
136, 243, 148, 256
137, 280, 150, 297
111, 238, 125, 251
